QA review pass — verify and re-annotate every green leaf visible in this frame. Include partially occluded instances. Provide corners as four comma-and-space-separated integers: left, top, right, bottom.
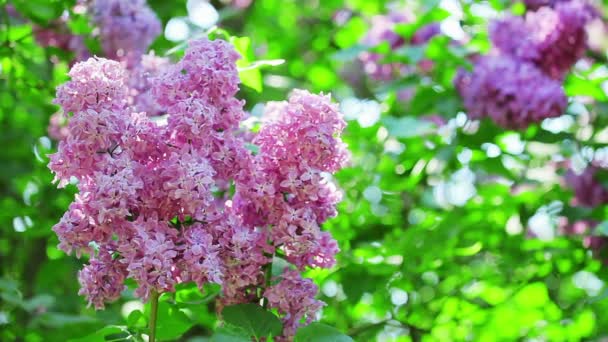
238, 59, 285, 72
155, 301, 194, 341
295, 323, 354, 342
232, 36, 265, 92
13, 0, 64, 23
240, 69, 263, 92
334, 17, 367, 48
211, 325, 251, 342
68, 326, 129, 342
222, 304, 282, 340
126, 310, 146, 329
564, 74, 608, 100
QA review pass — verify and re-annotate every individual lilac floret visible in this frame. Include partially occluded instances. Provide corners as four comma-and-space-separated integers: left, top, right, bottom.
565, 166, 608, 207
264, 269, 325, 338
455, 55, 567, 129
93, 0, 161, 66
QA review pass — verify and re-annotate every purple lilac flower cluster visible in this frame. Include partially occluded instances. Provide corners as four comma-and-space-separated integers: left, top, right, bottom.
92, 0, 161, 67
455, 0, 595, 129
455, 56, 567, 129
49, 38, 348, 339
47, 0, 167, 139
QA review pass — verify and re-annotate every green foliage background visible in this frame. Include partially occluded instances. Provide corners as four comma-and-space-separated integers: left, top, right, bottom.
2, 0, 608, 341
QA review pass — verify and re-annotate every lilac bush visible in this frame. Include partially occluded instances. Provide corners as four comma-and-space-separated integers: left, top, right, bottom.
92, 0, 161, 67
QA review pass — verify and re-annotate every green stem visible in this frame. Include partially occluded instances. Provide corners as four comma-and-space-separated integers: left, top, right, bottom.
261, 257, 273, 309
149, 291, 160, 342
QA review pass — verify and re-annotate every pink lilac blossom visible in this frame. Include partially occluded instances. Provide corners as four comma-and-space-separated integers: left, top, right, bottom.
264, 269, 325, 337
78, 245, 127, 309
455, 56, 567, 129
48, 111, 69, 140
50, 37, 347, 338
92, 0, 161, 67
128, 53, 170, 115
234, 90, 348, 270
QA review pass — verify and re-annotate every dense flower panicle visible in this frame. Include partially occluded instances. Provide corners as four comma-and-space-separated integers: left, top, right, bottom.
93, 0, 161, 66
235, 90, 348, 271
460, 0, 596, 129
53, 196, 110, 257
489, 16, 539, 61
180, 224, 223, 288
55, 57, 128, 114
255, 90, 349, 172
565, 167, 608, 207
526, 1, 592, 79
129, 53, 170, 115
78, 249, 127, 309
50, 37, 347, 338
455, 56, 567, 129
118, 218, 180, 300
152, 38, 242, 108
264, 270, 325, 337
490, 0, 595, 80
